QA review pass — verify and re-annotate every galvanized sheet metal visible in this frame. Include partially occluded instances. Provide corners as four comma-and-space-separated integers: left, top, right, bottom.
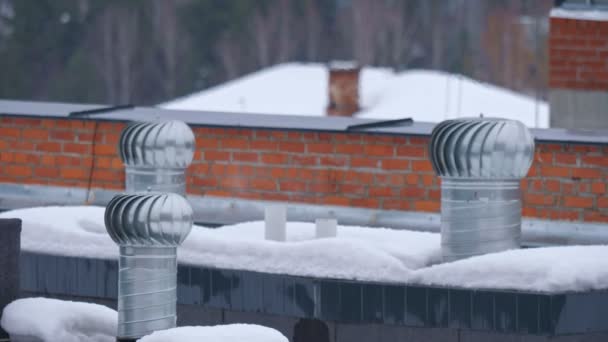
119, 120, 195, 195
105, 193, 193, 246
430, 118, 534, 262
430, 118, 534, 179
119, 120, 195, 168
105, 193, 192, 339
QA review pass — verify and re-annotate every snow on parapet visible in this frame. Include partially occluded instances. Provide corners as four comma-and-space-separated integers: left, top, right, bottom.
0, 297, 116, 342
411, 246, 608, 292
6, 206, 608, 292
0, 206, 438, 282
551, 8, 608, 21
138, 324, 288, 342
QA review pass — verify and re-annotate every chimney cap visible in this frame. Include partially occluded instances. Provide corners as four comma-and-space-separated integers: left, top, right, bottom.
105, 192, 193, 246
119, 120, 195, 169
328, 60, 360, 71
429, 118, 534, 179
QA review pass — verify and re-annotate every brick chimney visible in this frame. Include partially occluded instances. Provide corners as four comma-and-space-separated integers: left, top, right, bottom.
326, 61, 360, 117
549, 2, 608, 129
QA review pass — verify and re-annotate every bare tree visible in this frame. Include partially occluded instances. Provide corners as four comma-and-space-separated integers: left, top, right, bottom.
276, 0, 292, 63
303, 0, 322, 61
96, 4, 140, 103
151, 0, 181, 98
216, 32, 241, 80
350, 0, 382, 65
250, 7, 275, 67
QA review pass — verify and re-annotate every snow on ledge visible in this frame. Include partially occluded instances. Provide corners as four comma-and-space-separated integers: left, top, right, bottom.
138, 324, 288, 342
0, 297, 116, 342
0, 206, 439, 283
412, 245, 608, 292
550, 8, 608, 22
3, 206, 608, 292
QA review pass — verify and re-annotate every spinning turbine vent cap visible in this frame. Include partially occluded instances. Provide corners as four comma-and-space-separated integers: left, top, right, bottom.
105, 192, 193, 246
119, 120, 195, 168
429, 118, 534, 179
118, 120, 195, 194
104, 192, 193, 340
429, 118, 535, 262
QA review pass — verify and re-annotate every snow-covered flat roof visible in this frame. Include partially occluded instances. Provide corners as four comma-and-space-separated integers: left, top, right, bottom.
161, 63, 549, 128
551, 7, 608, 21
5, 206, 608, 292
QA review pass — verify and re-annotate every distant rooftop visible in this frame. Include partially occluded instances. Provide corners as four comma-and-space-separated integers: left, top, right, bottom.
553, 0, 608, 20
556, 0, 608, 9
161, 63, 549, 128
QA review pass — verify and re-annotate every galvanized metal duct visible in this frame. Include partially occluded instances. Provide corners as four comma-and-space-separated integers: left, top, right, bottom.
105, 193, 193, 340
430, 118, 534, 262
119, 120, 195, 195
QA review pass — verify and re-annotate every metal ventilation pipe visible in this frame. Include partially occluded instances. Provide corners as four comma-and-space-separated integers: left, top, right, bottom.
105, 193, 193, 341
429, 118, 534, 262
119, 121, 195, 195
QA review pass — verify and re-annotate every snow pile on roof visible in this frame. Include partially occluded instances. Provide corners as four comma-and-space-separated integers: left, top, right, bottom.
551, 8, 608, 22
5, 206, 608, 291
0, 297, 116, 342
0, 206, 440, 282
180, 221, 439, 282
0, 206, 115, 259
161, 62, 548, 128
412, 245, 608, 292
0, 297, 286, 342
138, 324, 288, 342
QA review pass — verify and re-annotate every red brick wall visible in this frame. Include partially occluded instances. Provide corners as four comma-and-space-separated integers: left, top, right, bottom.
1, 115, 608, 223
549, 17, 608, 90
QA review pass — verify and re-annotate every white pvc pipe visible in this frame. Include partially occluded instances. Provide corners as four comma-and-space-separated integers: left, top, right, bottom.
316, 218, 337, 238
264, 205, 286, 241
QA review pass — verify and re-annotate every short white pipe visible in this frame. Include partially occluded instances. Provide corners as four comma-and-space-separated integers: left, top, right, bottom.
264, 205, 286, 241
315, 218, 338, 238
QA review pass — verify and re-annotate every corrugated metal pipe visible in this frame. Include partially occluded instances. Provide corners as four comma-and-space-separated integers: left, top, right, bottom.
119, 120, 195, 195
105, 193, 193, 340
429, 118, 534, 262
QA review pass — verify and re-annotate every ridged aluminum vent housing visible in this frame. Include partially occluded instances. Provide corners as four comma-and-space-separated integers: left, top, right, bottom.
105, 193, 193, 246
429, 118, 534, 262
119, 120, 195, 195
104, 193, 193, 340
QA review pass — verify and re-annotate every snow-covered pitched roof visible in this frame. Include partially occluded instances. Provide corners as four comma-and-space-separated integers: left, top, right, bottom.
161, 63, 549, 128
163, 63, 393, 118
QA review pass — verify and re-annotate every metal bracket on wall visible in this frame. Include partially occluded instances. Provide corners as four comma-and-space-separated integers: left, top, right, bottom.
346, 117, 413, 131
68, 104, 134, 117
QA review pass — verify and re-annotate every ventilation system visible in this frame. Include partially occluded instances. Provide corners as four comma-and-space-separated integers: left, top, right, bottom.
105, 192, 193, 340
119, 120, 195, 195
430, 118, 534, 262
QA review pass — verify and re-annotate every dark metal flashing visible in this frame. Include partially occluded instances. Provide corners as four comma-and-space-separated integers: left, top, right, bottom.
2, 99, 608, 145
69, 104, 134, 117
346, 117, 413, 130
21, 252, 608, 337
